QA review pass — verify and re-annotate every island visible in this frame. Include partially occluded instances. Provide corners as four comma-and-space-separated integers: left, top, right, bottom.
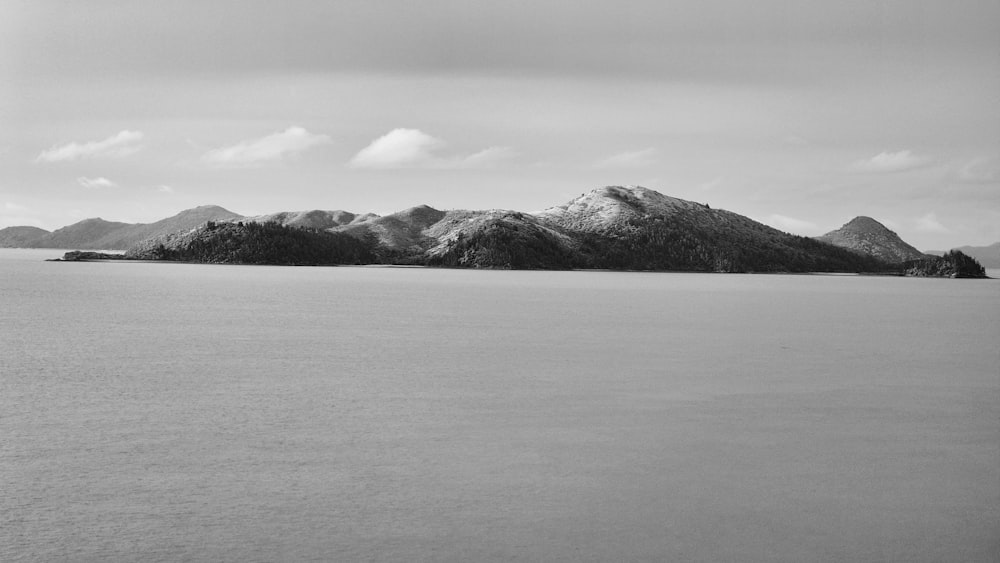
18, 186, 985, 278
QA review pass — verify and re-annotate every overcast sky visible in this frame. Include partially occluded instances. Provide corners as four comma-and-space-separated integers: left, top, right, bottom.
2, 0, 998, 249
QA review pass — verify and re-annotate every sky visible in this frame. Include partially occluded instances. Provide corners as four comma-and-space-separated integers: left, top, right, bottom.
2, 0, 998, 250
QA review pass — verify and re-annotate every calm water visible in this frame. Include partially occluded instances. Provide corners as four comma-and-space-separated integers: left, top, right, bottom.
2, 249, 999, 562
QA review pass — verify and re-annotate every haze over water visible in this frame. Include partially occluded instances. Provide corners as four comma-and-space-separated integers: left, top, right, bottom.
3, 249, 998, 562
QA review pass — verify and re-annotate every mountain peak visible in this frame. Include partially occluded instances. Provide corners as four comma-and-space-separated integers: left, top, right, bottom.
390, 205, 446, 227
0, 226, 51, 247
842, 216, 891, 233
539, 185, 704, 231
249, 209, 357, 230
816, 216, 925, 263
171, 205, 240, 218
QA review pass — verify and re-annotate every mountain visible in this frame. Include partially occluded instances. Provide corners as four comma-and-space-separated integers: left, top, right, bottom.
424, 209, 580, 269
247, 209, 359, 230
0, 226, 50, 247
538, 186, 707, 232
38, 218, 133, 249
926, 242, 1000, 268
815, 216, 926, 263
535, 186, 885, 272
337, 205, 448, 258
309, 186, 880, 272
6, 205, 242, 250
41, 186, 937, 273
93, 205, 244, 249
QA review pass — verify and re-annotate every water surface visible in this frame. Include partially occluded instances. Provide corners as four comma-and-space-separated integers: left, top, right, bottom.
3, 249, 998, 562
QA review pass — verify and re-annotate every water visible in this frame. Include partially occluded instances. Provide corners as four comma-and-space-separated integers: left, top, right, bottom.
3, 249, 999, 562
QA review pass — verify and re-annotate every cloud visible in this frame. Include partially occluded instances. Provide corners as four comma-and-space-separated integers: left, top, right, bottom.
850, 150, 929, 173
593, 148, 657, 169
349, 129, 443, 169
202, 126, 331, 166
456, 146, 517, 169
35, 130, 144, 162
156, 185, 175, 193
914, 212, 950, 233
765, 214, 821, 234
77, 176, 117, 189
349, 128, 514, 169
956, 156, 999, 183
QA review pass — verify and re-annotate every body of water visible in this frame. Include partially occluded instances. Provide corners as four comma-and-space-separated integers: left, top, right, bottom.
3, 249, 998, 562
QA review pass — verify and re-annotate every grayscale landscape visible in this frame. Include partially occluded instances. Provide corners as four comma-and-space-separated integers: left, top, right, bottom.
3, 1, 998, 562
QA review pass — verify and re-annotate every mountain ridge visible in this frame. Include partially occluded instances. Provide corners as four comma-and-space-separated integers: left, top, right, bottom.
10, 185, 985, 275
0, 226, 50, 247
1, 205, 242, 250
119, 186, 896, 272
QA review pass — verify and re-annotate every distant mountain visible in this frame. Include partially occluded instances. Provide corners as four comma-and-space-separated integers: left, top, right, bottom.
4, 205, 242, 250
815, 216, 926, 263
0, 226, 50, 247
131, 205, 242, 238
38, 218, 134, 250
926, 242, 1000, 268
94, 205, 244, 250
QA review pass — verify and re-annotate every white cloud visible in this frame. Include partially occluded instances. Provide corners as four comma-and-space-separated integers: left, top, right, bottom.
4, 202, 29, 212
349, 128, 444, 169
593, 148, 657, 169
457, 146, 517, 169
77, 176, 117, 189
850, 150, 929, 173
156, 185, 175, 193
957, 156, 999, 183
202, 126, 331, 166
765, 214, 821, 235
349, 128, 513, 170
35, 130, 144, 163
914, 212, 950, 233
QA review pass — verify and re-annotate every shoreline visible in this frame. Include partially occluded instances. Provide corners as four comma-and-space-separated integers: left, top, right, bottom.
41, 254, 993, 278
